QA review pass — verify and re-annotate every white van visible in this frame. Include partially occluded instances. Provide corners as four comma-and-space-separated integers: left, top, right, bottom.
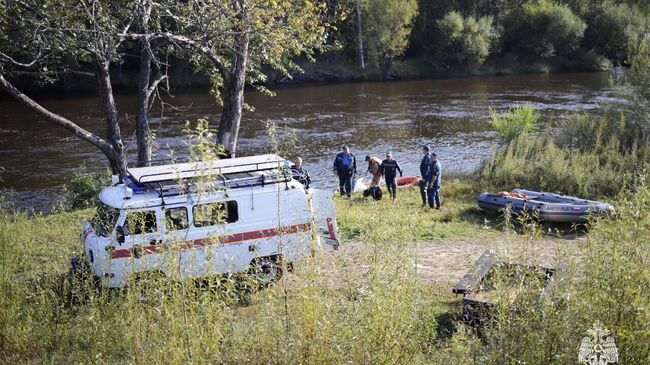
74, 154, 339, 288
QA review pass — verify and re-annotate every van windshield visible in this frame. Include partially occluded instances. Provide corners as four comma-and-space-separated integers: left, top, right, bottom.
92, 204, 120, 237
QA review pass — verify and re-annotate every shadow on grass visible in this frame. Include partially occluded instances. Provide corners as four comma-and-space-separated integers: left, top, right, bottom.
435, 304, 463, 342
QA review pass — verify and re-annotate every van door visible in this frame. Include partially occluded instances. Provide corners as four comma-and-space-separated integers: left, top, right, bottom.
123, 208, 163, 275
183, 201, 239, 278
161, 205, 191, 276
309, 190, 339, 250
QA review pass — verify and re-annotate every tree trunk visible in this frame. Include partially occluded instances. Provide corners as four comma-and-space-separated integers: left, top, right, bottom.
0, 74, 120, 171
356, 0, 365, 70
96, 61, 128, 175
217, 3, 249, 158
136, 41, 153, 167
381, 54, 392, 80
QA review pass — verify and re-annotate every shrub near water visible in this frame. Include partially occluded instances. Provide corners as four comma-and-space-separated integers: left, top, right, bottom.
61, 168, 110, 210
490, 104, 539, 143
483, 111, 650, 198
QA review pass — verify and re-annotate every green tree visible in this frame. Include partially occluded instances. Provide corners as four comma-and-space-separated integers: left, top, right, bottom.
164, 0, 330, 156
0, 0, 137, 175
0, 0, 172, 173
588, 2, 648, 65
362, 0, 419, 79
438, 11, 498, 66
504, 1, 586, 59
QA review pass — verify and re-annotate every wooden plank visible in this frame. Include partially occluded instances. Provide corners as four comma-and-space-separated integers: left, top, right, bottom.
452, 250, 498, 294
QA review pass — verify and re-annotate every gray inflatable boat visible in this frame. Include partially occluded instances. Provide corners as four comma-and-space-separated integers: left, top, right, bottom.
477, 189, 614, 223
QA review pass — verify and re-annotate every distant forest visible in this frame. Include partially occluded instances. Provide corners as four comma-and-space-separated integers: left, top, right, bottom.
2, 0, 650, 92
340, 0, 650, 73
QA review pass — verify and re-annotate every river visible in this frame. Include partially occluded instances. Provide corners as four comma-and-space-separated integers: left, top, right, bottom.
0, 72, 619, 211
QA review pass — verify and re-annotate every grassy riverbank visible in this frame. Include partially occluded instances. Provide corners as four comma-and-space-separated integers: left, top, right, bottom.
1, 173, 648, 363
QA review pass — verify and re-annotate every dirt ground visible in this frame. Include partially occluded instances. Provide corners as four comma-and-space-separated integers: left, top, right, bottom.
334, 231, 585, 286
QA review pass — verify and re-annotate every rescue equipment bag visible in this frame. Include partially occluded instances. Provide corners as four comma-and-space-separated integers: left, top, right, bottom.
363, 186, 383, 200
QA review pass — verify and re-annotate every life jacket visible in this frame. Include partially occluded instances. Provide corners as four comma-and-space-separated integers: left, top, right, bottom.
499, 191, 529, 199
368, 157, 382, 176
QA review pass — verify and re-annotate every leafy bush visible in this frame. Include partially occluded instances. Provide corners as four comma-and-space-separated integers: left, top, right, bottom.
490, 104, 539, 143
504, 1, 586, 59
62, 168, 110, 210
438, 11, 498, 66
587, 2, 647, 65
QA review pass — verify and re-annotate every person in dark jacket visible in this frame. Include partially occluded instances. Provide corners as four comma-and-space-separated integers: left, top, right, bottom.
426, 153, 442, 209
419, 145, 431, 206
381, 151, 402, 201
333, 144, 357, 197
291, 157, 311, 188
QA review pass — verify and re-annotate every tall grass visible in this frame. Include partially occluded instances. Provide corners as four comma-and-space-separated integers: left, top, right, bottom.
483, 46, 650, 199
482, 111, 650, 199
477, 186, 650, 364
2, 176, 648, 363
0, 187, 451, 363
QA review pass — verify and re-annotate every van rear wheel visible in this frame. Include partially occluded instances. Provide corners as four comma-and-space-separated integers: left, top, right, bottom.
250, 257, 283, 286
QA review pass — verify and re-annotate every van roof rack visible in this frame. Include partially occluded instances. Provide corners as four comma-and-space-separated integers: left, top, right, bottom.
125, 154, 292, 197
127, 154, 286, 184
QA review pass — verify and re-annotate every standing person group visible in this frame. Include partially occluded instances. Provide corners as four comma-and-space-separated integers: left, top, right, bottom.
419, 145, 442, 209
297, 144, 441, 208
332, 145, 438, 206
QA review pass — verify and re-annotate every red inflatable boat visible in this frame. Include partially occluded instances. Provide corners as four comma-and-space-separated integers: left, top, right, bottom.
395, 176, 421, 188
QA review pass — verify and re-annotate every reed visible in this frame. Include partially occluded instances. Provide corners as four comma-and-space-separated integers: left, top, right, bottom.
481, 112, 650, 199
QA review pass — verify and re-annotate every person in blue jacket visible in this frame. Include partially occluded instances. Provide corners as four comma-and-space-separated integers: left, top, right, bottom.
333, 144, 357, 197
426, 152, 442, 209
419, 145, 431, 206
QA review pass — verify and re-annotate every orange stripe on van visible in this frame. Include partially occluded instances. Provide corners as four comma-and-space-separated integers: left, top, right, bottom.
110, 222, 312, 259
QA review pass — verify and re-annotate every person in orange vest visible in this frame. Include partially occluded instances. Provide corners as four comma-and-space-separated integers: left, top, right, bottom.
365, 155, 383, 188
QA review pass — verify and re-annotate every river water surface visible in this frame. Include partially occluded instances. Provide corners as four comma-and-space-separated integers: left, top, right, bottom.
0, 72, 618, 211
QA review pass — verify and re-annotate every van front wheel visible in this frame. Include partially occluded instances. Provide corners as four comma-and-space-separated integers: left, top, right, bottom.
250, 257, 283, 286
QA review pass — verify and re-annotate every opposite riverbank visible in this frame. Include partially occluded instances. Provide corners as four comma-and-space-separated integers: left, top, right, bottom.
1, 55, 613, 96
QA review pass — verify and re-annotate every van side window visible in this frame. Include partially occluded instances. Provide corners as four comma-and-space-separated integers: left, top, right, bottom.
125, 210, 157, 235
165, 207, 189, 231
193, 201, 238, 227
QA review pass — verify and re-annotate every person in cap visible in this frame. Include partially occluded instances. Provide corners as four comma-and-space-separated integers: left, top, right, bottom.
291, 157, 311, 188
333, 144, 357, 197
426, 152, 442, 209
365, 154, 383, 188
419, 145, 431, 206
381, 151, 402, 201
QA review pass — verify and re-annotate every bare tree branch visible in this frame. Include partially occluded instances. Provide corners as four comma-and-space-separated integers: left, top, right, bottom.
0, 73, 117, 160
0, 50, 42, 68
146, 73, 167, 101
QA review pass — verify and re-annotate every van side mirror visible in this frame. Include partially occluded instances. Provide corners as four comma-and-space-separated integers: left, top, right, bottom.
116, 226, 125, 244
